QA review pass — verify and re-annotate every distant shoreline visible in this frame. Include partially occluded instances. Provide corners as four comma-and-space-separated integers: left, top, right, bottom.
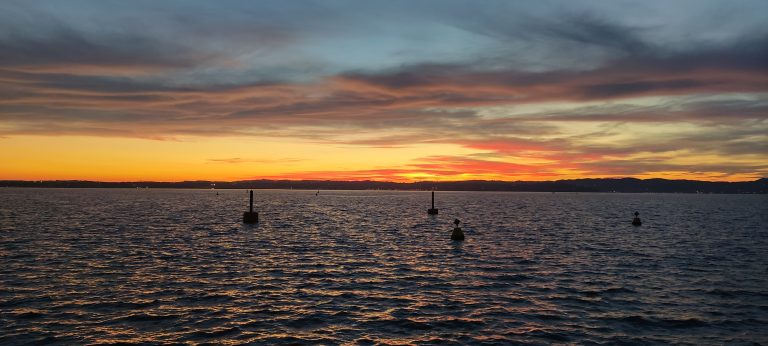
1, 178, 765, 194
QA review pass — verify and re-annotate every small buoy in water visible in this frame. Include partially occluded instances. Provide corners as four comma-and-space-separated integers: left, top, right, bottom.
632, 211, 642, 226
243, 190, 259, 224
451, 218, 465, 241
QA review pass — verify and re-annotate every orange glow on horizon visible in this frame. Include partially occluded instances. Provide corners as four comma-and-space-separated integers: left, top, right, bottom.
0, 135, 762, 183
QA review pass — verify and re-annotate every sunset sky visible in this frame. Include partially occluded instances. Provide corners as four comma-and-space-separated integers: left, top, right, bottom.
1, 0, 766, 182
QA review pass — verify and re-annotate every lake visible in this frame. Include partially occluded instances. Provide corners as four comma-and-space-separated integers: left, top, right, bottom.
1, 188, 766, 344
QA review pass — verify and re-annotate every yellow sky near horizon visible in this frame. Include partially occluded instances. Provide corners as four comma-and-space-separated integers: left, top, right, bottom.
0, 135, 471, 182
2, 134, 763, 182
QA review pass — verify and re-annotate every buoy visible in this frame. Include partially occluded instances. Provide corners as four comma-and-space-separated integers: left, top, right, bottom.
451, 218, 465, 241
632, 211, 642, 226
427, 190, 438, 215
243, 190, 259, 224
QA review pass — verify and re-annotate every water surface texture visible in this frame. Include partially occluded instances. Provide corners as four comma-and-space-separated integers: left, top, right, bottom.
1, 189, 767, 344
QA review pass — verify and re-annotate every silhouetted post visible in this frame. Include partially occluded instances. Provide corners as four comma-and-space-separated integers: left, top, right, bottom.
451, 218, 465, 241
632, 211, 642, 226
427, 190, 438, 215
243, 190, 259, 224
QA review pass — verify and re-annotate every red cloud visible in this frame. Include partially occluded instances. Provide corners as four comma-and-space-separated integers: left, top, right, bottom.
260, 155, 563, 182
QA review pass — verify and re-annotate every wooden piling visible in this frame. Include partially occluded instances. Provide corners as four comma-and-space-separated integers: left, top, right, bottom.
427, 190, 438, 215
243, 190, 259, 224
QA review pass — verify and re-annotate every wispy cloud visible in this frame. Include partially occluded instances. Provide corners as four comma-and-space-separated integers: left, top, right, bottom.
207, 157, 304, 164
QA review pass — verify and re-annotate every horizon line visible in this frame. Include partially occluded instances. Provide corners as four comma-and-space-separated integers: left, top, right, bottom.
2, 177, 765, 184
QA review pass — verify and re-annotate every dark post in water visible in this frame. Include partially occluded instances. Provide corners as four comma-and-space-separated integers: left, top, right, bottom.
427, 190, 438, 215
243, 190, 259, 224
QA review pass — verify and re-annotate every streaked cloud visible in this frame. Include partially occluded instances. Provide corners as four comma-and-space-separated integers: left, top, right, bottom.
208, 157, 304, 164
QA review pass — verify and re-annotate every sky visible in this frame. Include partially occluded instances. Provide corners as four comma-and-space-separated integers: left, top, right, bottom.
1, 0, 766, 182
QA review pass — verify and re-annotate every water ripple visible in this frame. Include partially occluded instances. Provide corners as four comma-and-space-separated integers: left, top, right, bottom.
1, 188, 767, 344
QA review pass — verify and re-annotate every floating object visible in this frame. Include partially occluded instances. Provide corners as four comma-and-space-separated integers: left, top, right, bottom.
242, 190, 259, 224
632, 211, 642, 226
451, 218, 465, 241
316, 190, 319, 196
427, 191, 438, 215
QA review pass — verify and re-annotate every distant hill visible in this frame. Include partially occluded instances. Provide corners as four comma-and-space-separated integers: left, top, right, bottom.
1, 178, 766, 193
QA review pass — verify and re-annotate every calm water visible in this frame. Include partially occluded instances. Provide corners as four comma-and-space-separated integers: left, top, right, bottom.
1, 188, 767, 345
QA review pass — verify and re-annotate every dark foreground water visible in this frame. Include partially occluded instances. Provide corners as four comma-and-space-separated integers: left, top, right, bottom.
1, 188, 767, 345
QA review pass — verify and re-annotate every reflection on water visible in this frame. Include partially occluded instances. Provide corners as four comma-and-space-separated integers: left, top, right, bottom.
1, 188, 767, 344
